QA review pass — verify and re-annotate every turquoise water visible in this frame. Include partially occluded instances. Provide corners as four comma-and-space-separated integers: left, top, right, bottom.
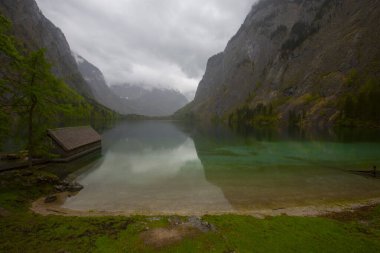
62, 121, 380, 215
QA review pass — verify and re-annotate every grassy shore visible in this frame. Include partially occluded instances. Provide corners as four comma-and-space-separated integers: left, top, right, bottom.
1, 167, 380, 253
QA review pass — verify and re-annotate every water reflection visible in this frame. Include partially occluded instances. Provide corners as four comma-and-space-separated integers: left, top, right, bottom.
63, 121, 233, 215
190, 124, 380, 210
63, 121, 380, 214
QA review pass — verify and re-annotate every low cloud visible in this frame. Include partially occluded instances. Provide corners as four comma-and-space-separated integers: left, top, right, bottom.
36, 0, 256, 94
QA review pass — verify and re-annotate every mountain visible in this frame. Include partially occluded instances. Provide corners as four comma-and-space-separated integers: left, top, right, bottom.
73, 53, 133, 115
133, 88, 189, 116
111, 84, 147, 100
111, 84, 189, 117
74, 53, 189, 116
0, 0, 94, 98
178, 0, 380, 128
183, 90, 196, 101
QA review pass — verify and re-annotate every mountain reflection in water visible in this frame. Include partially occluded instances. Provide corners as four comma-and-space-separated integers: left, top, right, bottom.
63, 121, 380, 215
63, 121, 233, 215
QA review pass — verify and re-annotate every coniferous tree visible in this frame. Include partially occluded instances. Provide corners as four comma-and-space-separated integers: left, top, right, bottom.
0, 15, 84, 167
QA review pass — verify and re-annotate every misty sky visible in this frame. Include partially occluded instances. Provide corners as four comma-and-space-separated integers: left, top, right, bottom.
36, 0, 256, 95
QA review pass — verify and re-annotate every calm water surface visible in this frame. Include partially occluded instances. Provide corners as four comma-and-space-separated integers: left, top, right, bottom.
62, 121, 380, 215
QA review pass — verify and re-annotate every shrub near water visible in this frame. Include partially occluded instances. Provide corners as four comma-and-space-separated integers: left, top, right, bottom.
339, 71, 380, 127
228, 103, 277, 129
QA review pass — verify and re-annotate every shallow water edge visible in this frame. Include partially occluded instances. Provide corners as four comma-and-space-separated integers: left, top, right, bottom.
31, 193, 380, 218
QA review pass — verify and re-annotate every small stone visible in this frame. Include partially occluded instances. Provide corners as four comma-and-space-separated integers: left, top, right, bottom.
44, 195, 57, 203
61, 180, 70, 186
187, 216, 216, 232
67, 182, 83, 192
204, 222, 216, 231
147, 217, 161, 221
54, 185, 67, 192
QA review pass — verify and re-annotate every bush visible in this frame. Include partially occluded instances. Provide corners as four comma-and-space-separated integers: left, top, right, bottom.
339, 77, 380, 126
228, 103, 277, 129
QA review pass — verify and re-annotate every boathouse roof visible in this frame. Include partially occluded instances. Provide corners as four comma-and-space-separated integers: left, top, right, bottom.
47, 126, 101, 152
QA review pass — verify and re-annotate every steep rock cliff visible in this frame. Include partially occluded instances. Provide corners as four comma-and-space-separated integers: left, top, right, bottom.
179, 0, 380, 128
0, 0, 93, 98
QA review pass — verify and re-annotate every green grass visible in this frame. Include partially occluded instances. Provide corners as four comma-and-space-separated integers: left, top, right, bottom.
1, 169, 380, 252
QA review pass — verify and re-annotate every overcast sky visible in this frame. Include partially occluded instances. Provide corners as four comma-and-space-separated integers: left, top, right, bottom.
36, 0, 256, 95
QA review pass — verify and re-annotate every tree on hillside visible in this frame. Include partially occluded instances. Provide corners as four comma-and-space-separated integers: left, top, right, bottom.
0, 14, 22, 142
19, 50, 75, 167
0, 14, 81, 167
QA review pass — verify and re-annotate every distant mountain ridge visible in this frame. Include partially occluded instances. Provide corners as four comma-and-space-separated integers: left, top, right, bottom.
111, 84, 189, 117
74, 53, 189, 116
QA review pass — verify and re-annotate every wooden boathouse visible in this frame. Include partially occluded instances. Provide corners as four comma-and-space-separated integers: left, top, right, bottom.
47, 126, 102, 162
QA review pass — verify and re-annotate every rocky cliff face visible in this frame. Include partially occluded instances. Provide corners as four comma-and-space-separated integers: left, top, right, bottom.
0, 0, 93, 98
179, 0, 380, 128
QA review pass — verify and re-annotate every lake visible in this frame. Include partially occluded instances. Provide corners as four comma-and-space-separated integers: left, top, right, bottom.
61, 120, 380, 215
